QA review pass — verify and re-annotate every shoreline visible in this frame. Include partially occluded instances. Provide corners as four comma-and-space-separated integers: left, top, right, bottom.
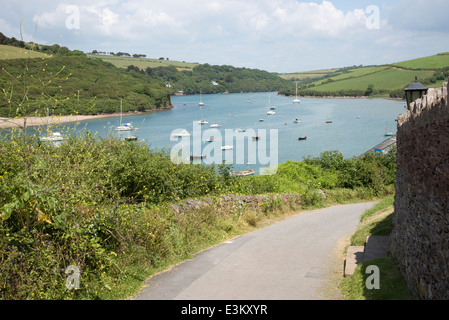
0, 106, 174, 129
278, 94, 405, 101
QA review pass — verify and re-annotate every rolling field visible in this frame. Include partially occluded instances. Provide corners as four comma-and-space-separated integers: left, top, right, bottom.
391, 53, 449, 70
87, 54, 199, 71
280, 68, 340, 80
281, 52, 449, 97
312, 67, 435, 91
0, 45, 48, 60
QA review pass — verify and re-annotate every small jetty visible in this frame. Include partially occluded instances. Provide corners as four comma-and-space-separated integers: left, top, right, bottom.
362, 135, 397, 156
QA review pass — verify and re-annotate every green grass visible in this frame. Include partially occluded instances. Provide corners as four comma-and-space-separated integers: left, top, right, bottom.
340, 257, 413, 300
391, 52, 449, 70
280, 53, 449, 98
0, 129, 397, 300
350, 195, 395, 246
340, 194, 414, 300
0, 45, 48, 60
0, 53, 172, 117
87, 54, 199, 71
280, 68, 340, 80
313, 66, 389, 85
312, 67, 434, 92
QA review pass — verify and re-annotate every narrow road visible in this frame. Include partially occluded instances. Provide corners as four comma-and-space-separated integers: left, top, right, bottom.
134, 202, 377, 300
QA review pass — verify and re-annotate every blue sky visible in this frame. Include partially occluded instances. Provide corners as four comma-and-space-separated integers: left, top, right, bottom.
1, 0, 448, 73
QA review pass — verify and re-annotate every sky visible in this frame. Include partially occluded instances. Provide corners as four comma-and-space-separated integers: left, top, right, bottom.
1, 0, 448, 73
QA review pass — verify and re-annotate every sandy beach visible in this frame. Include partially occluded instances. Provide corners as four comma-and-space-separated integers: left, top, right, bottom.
0, 107, 173, 129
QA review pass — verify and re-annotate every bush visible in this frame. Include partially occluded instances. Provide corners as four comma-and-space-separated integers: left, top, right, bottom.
304, 149, 396, 194
0, 128, 397, 299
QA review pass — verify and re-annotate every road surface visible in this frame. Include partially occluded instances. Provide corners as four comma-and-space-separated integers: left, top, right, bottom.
134, 202, 377, 300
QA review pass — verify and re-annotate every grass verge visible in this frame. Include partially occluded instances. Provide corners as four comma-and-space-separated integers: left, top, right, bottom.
340, 195, 414, 300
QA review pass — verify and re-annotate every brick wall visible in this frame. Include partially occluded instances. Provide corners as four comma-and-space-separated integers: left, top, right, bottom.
390, 80, 449, 299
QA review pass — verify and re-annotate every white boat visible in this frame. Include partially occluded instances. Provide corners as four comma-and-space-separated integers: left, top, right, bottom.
171, 129, 191, 138
40, 131, 64, 142
220, 145, 233, 150
198, 119, 208, 125
115, 100, 134, 131
267, 94, 276, 112
293, 119, 302, 123
267, 110, 275, 115
385, 123, 394, 136
209, 123, 221, 128
198, 91, 205, 106
116, 122, 134, 131
230, 169, 255, 176
40, 108, 64, 143
206, 137, 217, 142
293, 82, 301, 104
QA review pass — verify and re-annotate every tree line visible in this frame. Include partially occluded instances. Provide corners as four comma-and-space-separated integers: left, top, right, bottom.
91, 50, 147, 58
0, 34, 172, 117
125, 63, 290, 95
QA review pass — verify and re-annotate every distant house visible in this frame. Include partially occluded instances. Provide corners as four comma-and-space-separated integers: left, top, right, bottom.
211, 81, 219, 86
165, 83, 171, 87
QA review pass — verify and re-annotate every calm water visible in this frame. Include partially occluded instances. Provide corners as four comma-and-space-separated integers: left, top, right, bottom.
19, 92, 407, 173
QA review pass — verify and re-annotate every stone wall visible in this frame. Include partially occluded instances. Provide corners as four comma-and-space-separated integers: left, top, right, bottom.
390, 80, 449, 299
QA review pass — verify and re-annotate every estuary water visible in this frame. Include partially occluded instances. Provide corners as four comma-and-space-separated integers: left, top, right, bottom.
28, 92, 407, 174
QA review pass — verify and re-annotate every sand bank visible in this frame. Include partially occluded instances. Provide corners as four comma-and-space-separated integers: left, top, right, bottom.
0, 107, 173, 129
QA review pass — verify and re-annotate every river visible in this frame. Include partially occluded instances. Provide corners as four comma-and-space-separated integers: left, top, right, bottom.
14, 92, 407, 174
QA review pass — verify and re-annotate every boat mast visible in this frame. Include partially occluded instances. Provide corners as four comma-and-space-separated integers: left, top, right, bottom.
120, 100, 123, 126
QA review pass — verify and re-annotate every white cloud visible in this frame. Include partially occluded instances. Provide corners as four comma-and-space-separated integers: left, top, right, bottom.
36, 0, 368, 44
0, 18, 17, 39
1, 0, 448, 72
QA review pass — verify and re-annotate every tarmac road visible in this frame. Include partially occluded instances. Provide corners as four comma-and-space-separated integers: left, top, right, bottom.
133, 202, 377, 300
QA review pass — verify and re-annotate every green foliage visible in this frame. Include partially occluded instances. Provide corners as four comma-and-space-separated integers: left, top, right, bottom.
304, 149, 396, 195
0, 49, 171, 118
340, 196, 413, 300
340, 257, 413, 300
136, 63, 290, 95
0, 127, 398, 299
279, 54, 449, 98
0, 130, 234, 299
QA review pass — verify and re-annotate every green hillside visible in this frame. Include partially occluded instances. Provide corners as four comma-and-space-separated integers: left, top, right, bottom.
391, 52, 449, 70
279, 53, 449, 98
280, 68, 341, 81
86, 54, 199, 71
0, 44, 48, 60
0, 45, 172, 118
92, 55, 290, 95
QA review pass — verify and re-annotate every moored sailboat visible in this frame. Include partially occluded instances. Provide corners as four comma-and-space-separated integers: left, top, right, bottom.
293, 82, 301, 104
